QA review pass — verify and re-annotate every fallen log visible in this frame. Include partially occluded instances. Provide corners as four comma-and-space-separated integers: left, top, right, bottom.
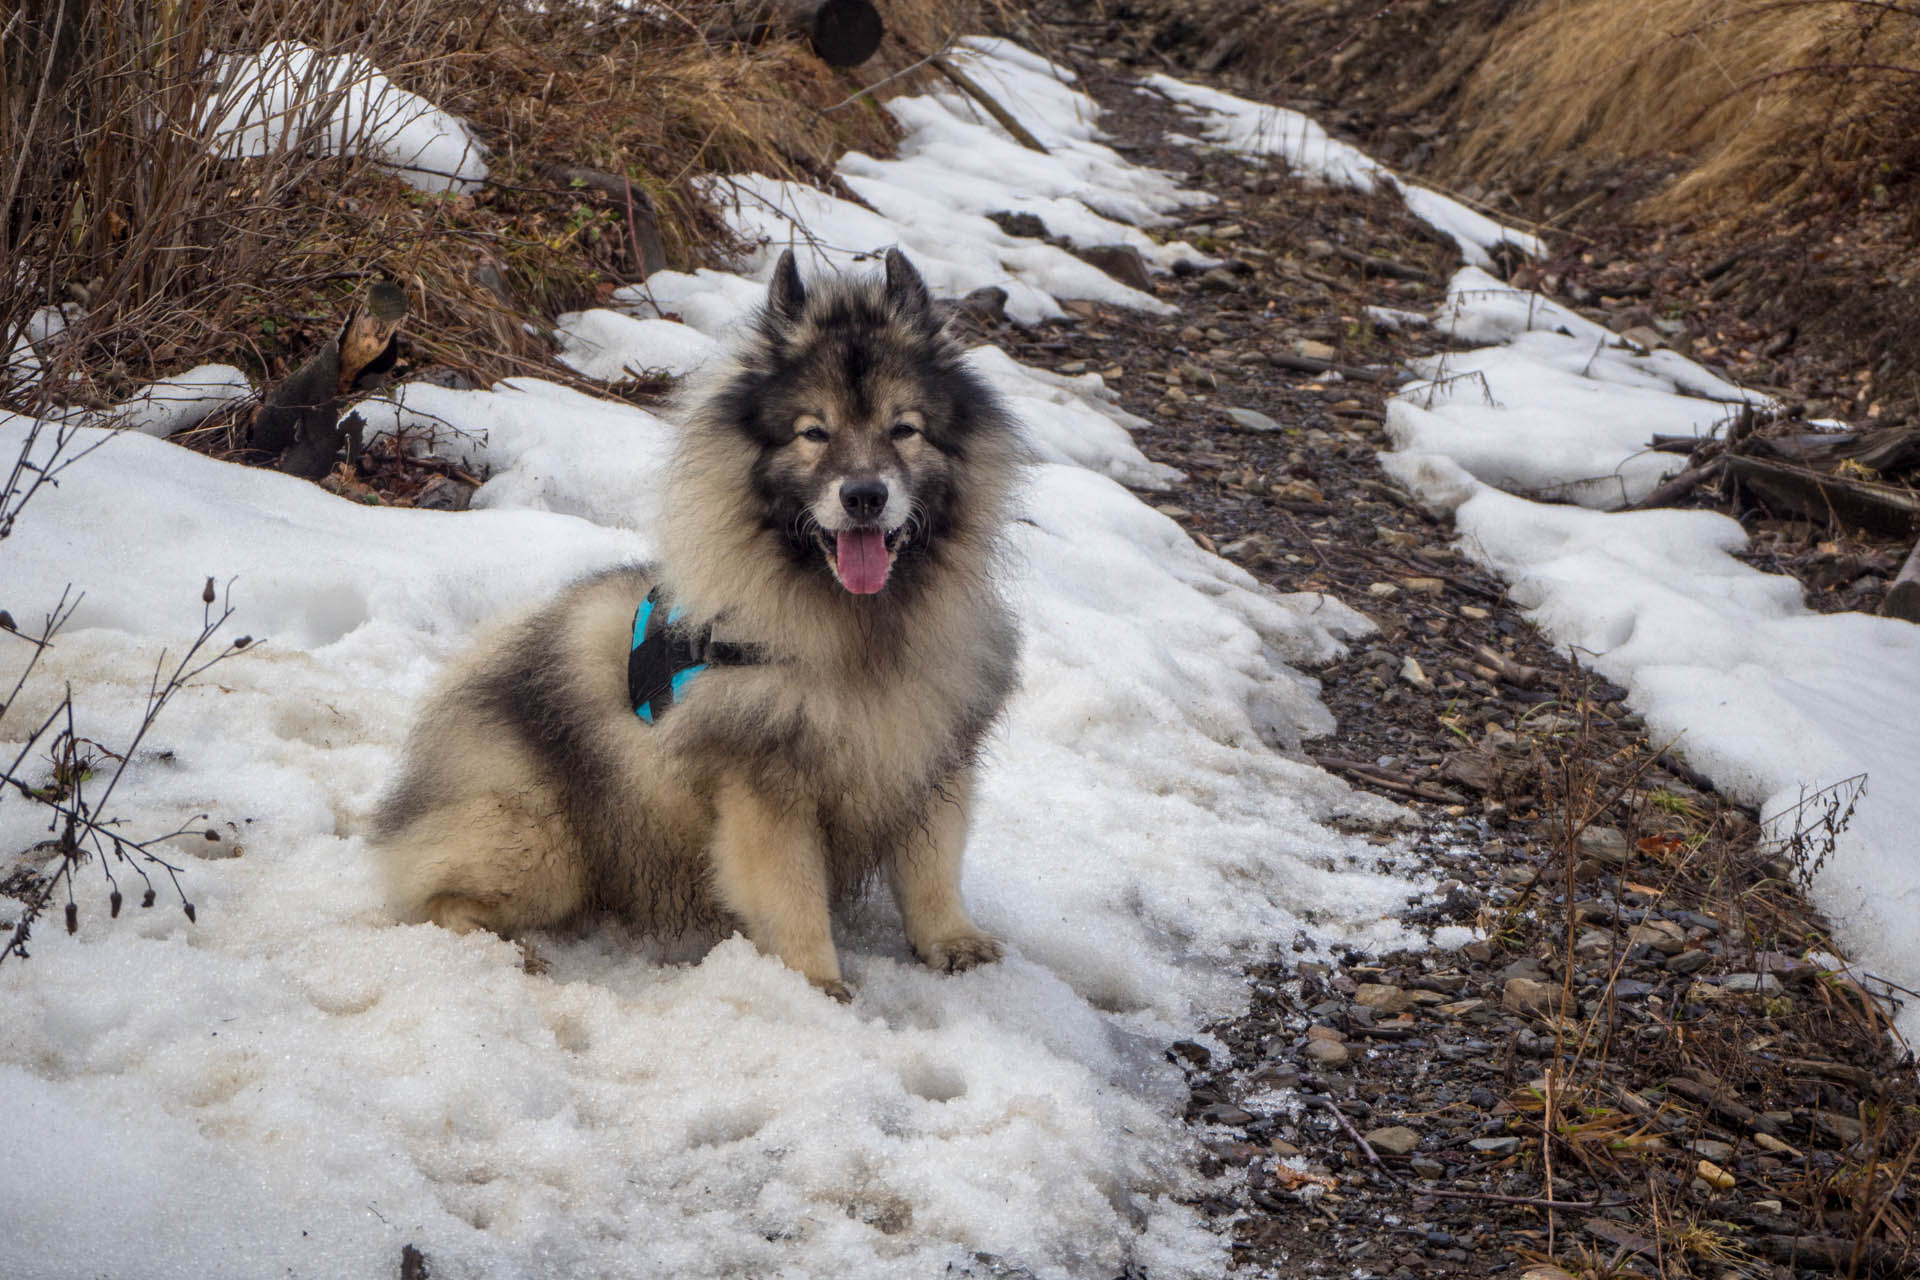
713, 1, 884, 68
1723, 455, 1920, 536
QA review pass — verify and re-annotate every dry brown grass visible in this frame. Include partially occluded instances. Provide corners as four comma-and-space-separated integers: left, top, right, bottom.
1449, 0, 1920, 217
1, 0, 977, 413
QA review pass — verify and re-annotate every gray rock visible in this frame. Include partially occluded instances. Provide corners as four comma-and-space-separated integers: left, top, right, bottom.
1574, 928, 1616, 958
987, 210, 1049, 239
1073, 243, 1153, 293
1303, 1038, 1350, 1067
1222, 406, 1282, 433
1363, 1125, 1421, 1156
1198, 268, 1241, 293
1201, 1103, 1254, 1127
1721, 972, 1784, 996
1408, 1155, 1445, 1179
1502, 977, 1559, 1016
1668, 948, 1713, 975
1179, 361, 1217, 388
1816, 1112, 1864, 1146
1499, 957, 1548, 984
959, 286, 1009, 325
1576, 825, 1631, 865
1468, 1136, 1520, 1155
1688, 1139, 1735, 1163
412, 475, 474, 511
1221, 534, 1281, 567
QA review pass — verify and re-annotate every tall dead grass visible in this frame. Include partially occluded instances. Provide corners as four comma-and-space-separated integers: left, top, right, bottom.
0, 0, 973, 414
1450, 0, 1920, 217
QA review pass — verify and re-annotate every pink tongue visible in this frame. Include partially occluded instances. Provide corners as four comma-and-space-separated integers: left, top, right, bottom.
835, 529, 891, 594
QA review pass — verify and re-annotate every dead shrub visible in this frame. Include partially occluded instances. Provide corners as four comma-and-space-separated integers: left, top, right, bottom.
1448, 0, 1920, 218
1, 0, 974, 415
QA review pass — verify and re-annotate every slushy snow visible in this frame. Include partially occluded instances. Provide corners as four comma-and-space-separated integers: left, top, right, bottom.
2, 42, 1425, 1280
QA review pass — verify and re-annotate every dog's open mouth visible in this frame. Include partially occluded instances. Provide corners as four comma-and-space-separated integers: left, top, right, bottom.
820, 526, 904, 595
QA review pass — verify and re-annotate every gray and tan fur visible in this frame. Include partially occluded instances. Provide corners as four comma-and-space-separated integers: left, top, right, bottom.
372, 249, 1022, 998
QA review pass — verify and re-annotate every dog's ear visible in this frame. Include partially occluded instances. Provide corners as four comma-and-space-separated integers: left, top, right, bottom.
768, 249, 807, 322
883, 247, 932, 318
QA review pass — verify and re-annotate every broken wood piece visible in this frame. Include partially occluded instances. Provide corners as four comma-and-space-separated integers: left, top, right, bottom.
928, 54, 1050, 155
1724, 455, 1920, 536
1880, 536, 1920, 622
254, 281, 405, 480
1626, 456, 1724, 511
1310, 754, 1467, 805
1329, 243, 1433, 284
337, 282, 408, 392
1466, 642, 1543, 688
1761, 423, 1920, 475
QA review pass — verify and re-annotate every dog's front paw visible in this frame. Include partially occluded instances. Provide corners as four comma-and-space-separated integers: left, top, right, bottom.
919, 932, 1004, 974
813, 976, 854, 1003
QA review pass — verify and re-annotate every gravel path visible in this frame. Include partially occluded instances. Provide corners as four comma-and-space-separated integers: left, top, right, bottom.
969, 30, 1919, 1279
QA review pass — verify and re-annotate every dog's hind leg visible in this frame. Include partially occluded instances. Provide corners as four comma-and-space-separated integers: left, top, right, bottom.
707, 779, 848, 1000
891, 771, 1003, 974
382, 795, 588, 939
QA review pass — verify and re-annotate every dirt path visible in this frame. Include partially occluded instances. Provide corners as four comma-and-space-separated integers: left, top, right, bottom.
974, 28, 1917, 1280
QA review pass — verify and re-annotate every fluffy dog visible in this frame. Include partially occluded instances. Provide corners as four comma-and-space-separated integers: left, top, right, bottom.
372, 249, 1021, 998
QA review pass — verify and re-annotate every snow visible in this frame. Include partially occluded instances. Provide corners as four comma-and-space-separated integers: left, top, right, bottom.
692, 41, 1241, 327
205, 41, 487, 194
1146, 75, 1546, 268
553, 310, 721, 382
98, 363, 255, 438
1380, 280, 1920, 1037
0, 387, 1412, 1277
1, 45, 1442, 1277
843, 39, 1209, 271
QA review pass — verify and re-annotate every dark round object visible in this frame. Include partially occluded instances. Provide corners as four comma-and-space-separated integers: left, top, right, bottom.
810, 0, 884, 68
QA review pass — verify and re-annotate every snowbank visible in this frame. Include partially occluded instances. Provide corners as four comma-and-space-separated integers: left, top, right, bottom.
206, 41, 487, 194
1147, 76, 1545, 268
1380, 276, 1920, 1039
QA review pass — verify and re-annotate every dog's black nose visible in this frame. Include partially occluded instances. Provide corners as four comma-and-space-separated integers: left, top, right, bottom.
840, 478, 888, 521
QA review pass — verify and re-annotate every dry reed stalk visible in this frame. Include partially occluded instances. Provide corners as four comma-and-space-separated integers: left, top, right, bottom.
1448, 0, 1920, 217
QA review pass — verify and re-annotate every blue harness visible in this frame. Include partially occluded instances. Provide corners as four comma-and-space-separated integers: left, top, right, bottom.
627, 587, 761, 723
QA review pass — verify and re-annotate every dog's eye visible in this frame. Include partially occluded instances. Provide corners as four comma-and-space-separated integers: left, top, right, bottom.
889, 422, 918, 441
798, 425, 829, 443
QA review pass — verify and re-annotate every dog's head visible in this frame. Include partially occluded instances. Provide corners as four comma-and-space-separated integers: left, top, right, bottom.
692, 248, 1015, 600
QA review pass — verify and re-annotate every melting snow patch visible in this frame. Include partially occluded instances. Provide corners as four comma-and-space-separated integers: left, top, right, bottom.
205, 41, 487, 193
1374, 271, 1920, 1040
1146, 75, 1545, 267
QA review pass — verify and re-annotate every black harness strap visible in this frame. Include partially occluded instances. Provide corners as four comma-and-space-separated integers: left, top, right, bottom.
628, 586, 762, 723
